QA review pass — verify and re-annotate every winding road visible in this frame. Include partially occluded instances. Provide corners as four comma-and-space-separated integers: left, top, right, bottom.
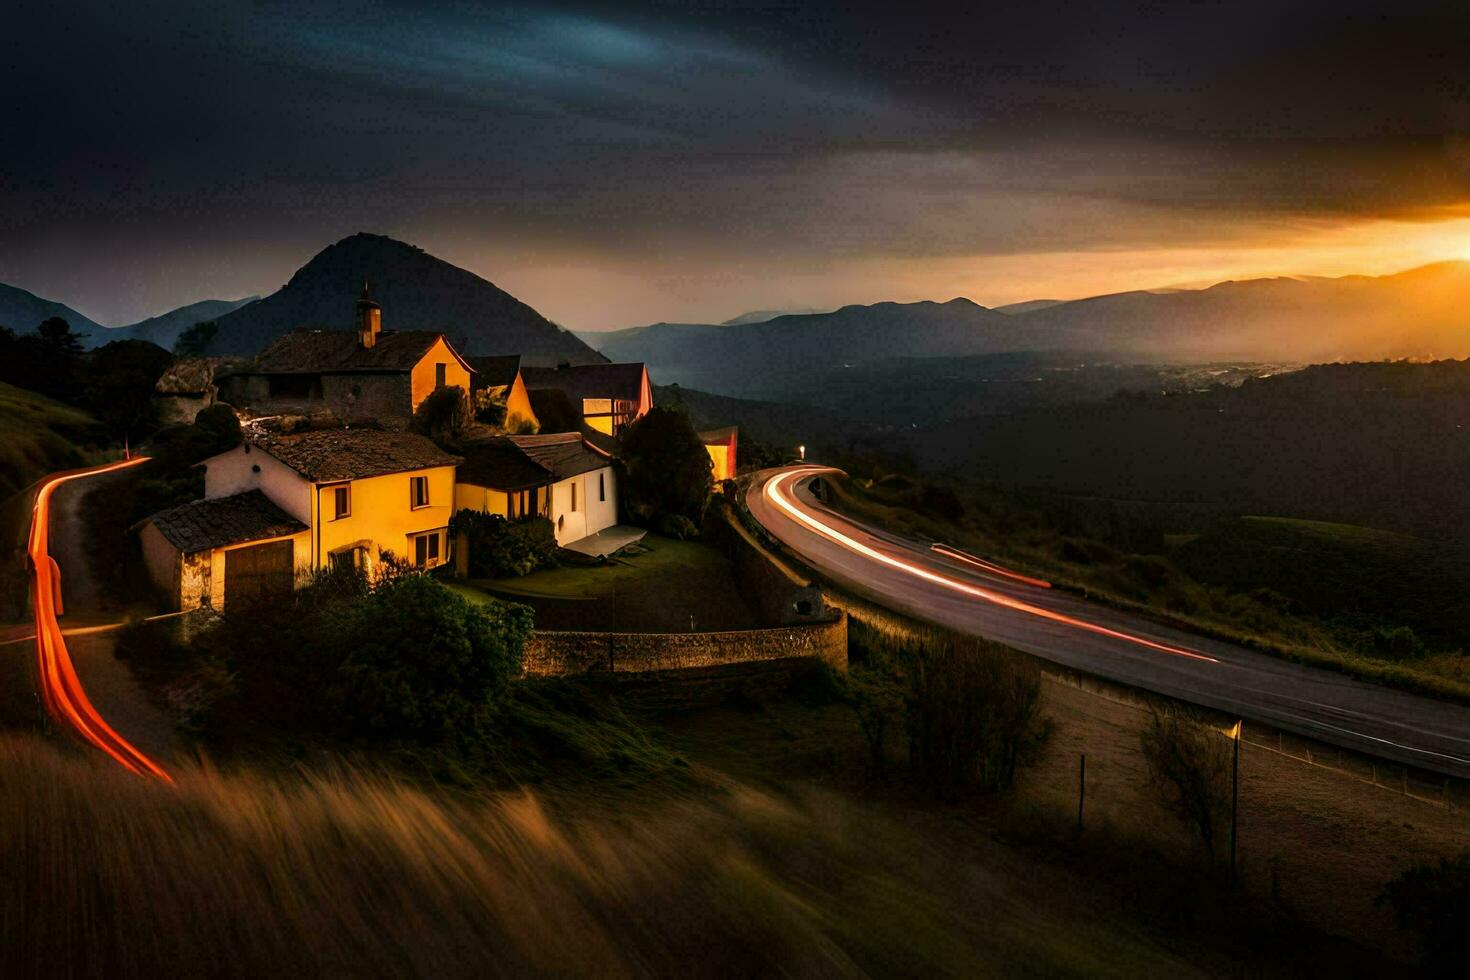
748, 466, 1470, 779
27, 457, 172, 780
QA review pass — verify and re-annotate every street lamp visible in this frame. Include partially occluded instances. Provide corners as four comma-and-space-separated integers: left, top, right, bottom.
797, 444, 806, 461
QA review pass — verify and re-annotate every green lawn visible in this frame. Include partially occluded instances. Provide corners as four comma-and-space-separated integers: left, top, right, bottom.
451, 534, 758, 632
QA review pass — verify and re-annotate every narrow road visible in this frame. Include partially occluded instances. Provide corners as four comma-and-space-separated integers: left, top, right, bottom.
747, 466, 1470, 778
29, 457, 173, 779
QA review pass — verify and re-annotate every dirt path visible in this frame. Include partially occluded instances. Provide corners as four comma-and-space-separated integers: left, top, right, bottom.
48, 474, 183, 763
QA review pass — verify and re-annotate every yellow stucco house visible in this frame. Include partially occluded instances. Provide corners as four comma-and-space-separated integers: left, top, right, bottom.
141, 428, 461, 610
214, 286, 474, 420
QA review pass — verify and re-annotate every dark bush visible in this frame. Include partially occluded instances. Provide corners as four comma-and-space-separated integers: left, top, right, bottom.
1371, 625, 1426, 661
918, 483, 965, 524
451, 510, 558, 577
657, 513, 699, 541
329, 574, 531, 740
617, 406, 712, 527
1377, 850, 1470, 972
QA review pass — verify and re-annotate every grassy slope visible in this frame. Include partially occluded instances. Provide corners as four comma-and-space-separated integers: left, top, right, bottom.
826, 476, 1470, 704
452, 535, 757, 631
0, 382, 103, 549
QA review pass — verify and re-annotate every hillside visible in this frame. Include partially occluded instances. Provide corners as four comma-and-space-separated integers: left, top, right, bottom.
0, 283, 103, 340
600, 299, 1023, 396
104, 297, 258, 349
200, 233, 604, 363
904, 358, 1470, 541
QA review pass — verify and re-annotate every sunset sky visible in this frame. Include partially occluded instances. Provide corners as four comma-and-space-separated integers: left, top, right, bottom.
5, 1, 1470, 329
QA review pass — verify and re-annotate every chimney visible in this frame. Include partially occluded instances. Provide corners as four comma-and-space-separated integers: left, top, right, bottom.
356, 280, 381, 349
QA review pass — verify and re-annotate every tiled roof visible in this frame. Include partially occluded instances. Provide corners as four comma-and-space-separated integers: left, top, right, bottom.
458, 432, 609, 490
147, 490, 306, 554
510, 432, 611, 480
466, 354, 522, 390
246, 329, 447, 374
250, 428, 460, 482
521, 362, 647, 404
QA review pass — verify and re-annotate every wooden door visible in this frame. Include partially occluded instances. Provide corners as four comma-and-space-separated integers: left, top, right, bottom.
224, 540, 294, 608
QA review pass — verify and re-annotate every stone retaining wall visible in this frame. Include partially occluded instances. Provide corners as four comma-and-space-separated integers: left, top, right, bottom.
523, 612, 847, 677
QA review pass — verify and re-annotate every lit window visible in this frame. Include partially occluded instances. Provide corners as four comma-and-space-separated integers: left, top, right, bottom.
410, 475, 430, 508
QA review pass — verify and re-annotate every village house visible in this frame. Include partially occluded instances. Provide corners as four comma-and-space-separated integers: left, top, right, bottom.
215, 286, 473, 420
466, 354, 539, 432
521, 362, 653, 436
456, 432, 618, 548
140, 427, 460, 611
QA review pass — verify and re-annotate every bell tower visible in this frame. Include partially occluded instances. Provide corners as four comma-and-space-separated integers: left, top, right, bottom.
356, 280, 381, 349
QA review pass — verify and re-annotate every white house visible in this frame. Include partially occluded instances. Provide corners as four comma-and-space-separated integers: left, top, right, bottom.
455, 432, 618, 547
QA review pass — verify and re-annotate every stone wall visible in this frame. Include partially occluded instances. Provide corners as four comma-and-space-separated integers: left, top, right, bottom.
710, 501, 827, 625
523, 612, 847, 677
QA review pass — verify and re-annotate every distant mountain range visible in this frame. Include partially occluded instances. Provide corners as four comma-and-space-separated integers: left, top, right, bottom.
0, 233, 604, 364
589, 261, 1470, 396
0, 283, 106, 340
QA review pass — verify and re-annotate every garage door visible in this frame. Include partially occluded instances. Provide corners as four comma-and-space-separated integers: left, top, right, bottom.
224, 540, 294, 608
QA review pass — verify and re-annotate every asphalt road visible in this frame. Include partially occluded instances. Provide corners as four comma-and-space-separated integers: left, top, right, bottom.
747, 466, 1470, 779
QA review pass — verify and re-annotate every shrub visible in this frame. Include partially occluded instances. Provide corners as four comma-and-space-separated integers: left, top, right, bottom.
471, 388, 507, 426
411, 385, 471, 444
1371, 625, 1426, 660
1138, 705, 1232, 862
905, 639, 1047, 797
1377, 850, 1470, 972
329, 574, 531, 741
202, 566, 532, 745
451, 509, 558, 578
617, 406, 712, 527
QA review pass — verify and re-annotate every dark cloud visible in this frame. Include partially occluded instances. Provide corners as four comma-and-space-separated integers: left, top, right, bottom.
2, 0, 1468, 326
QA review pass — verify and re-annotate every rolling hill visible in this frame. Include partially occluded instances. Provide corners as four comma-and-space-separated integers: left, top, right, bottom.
198, 233, 604, 363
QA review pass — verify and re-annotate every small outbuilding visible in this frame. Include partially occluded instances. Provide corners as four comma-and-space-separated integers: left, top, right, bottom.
456, 432, 618, 547
139, 489, 310, 611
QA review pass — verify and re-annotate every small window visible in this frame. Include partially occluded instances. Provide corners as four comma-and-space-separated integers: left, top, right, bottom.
435, 363, 447, 388
570, 481, 577, 512
598, 472, 605, 502
410, 475, 430, 508
332, 485, 350, 520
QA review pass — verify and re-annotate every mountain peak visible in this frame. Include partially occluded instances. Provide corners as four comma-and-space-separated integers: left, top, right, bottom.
200, 234, 604, 363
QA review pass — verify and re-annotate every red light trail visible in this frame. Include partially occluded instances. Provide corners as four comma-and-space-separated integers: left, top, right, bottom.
27, 456, 173, 781
765, 468, 1218, 664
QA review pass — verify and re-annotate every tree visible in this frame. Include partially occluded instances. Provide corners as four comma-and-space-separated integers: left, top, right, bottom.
36, 316, 85, 355
617, 406, 713, 527
85, 340, 173, 441
1138, 705, 1232, 861
173, 321, 218, 356
411, 385, 471, 445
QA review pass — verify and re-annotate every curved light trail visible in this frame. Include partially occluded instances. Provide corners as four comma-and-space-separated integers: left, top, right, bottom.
930, 542, 1052, 589
27, 456, 172, 781
764, 468, 1217, 663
